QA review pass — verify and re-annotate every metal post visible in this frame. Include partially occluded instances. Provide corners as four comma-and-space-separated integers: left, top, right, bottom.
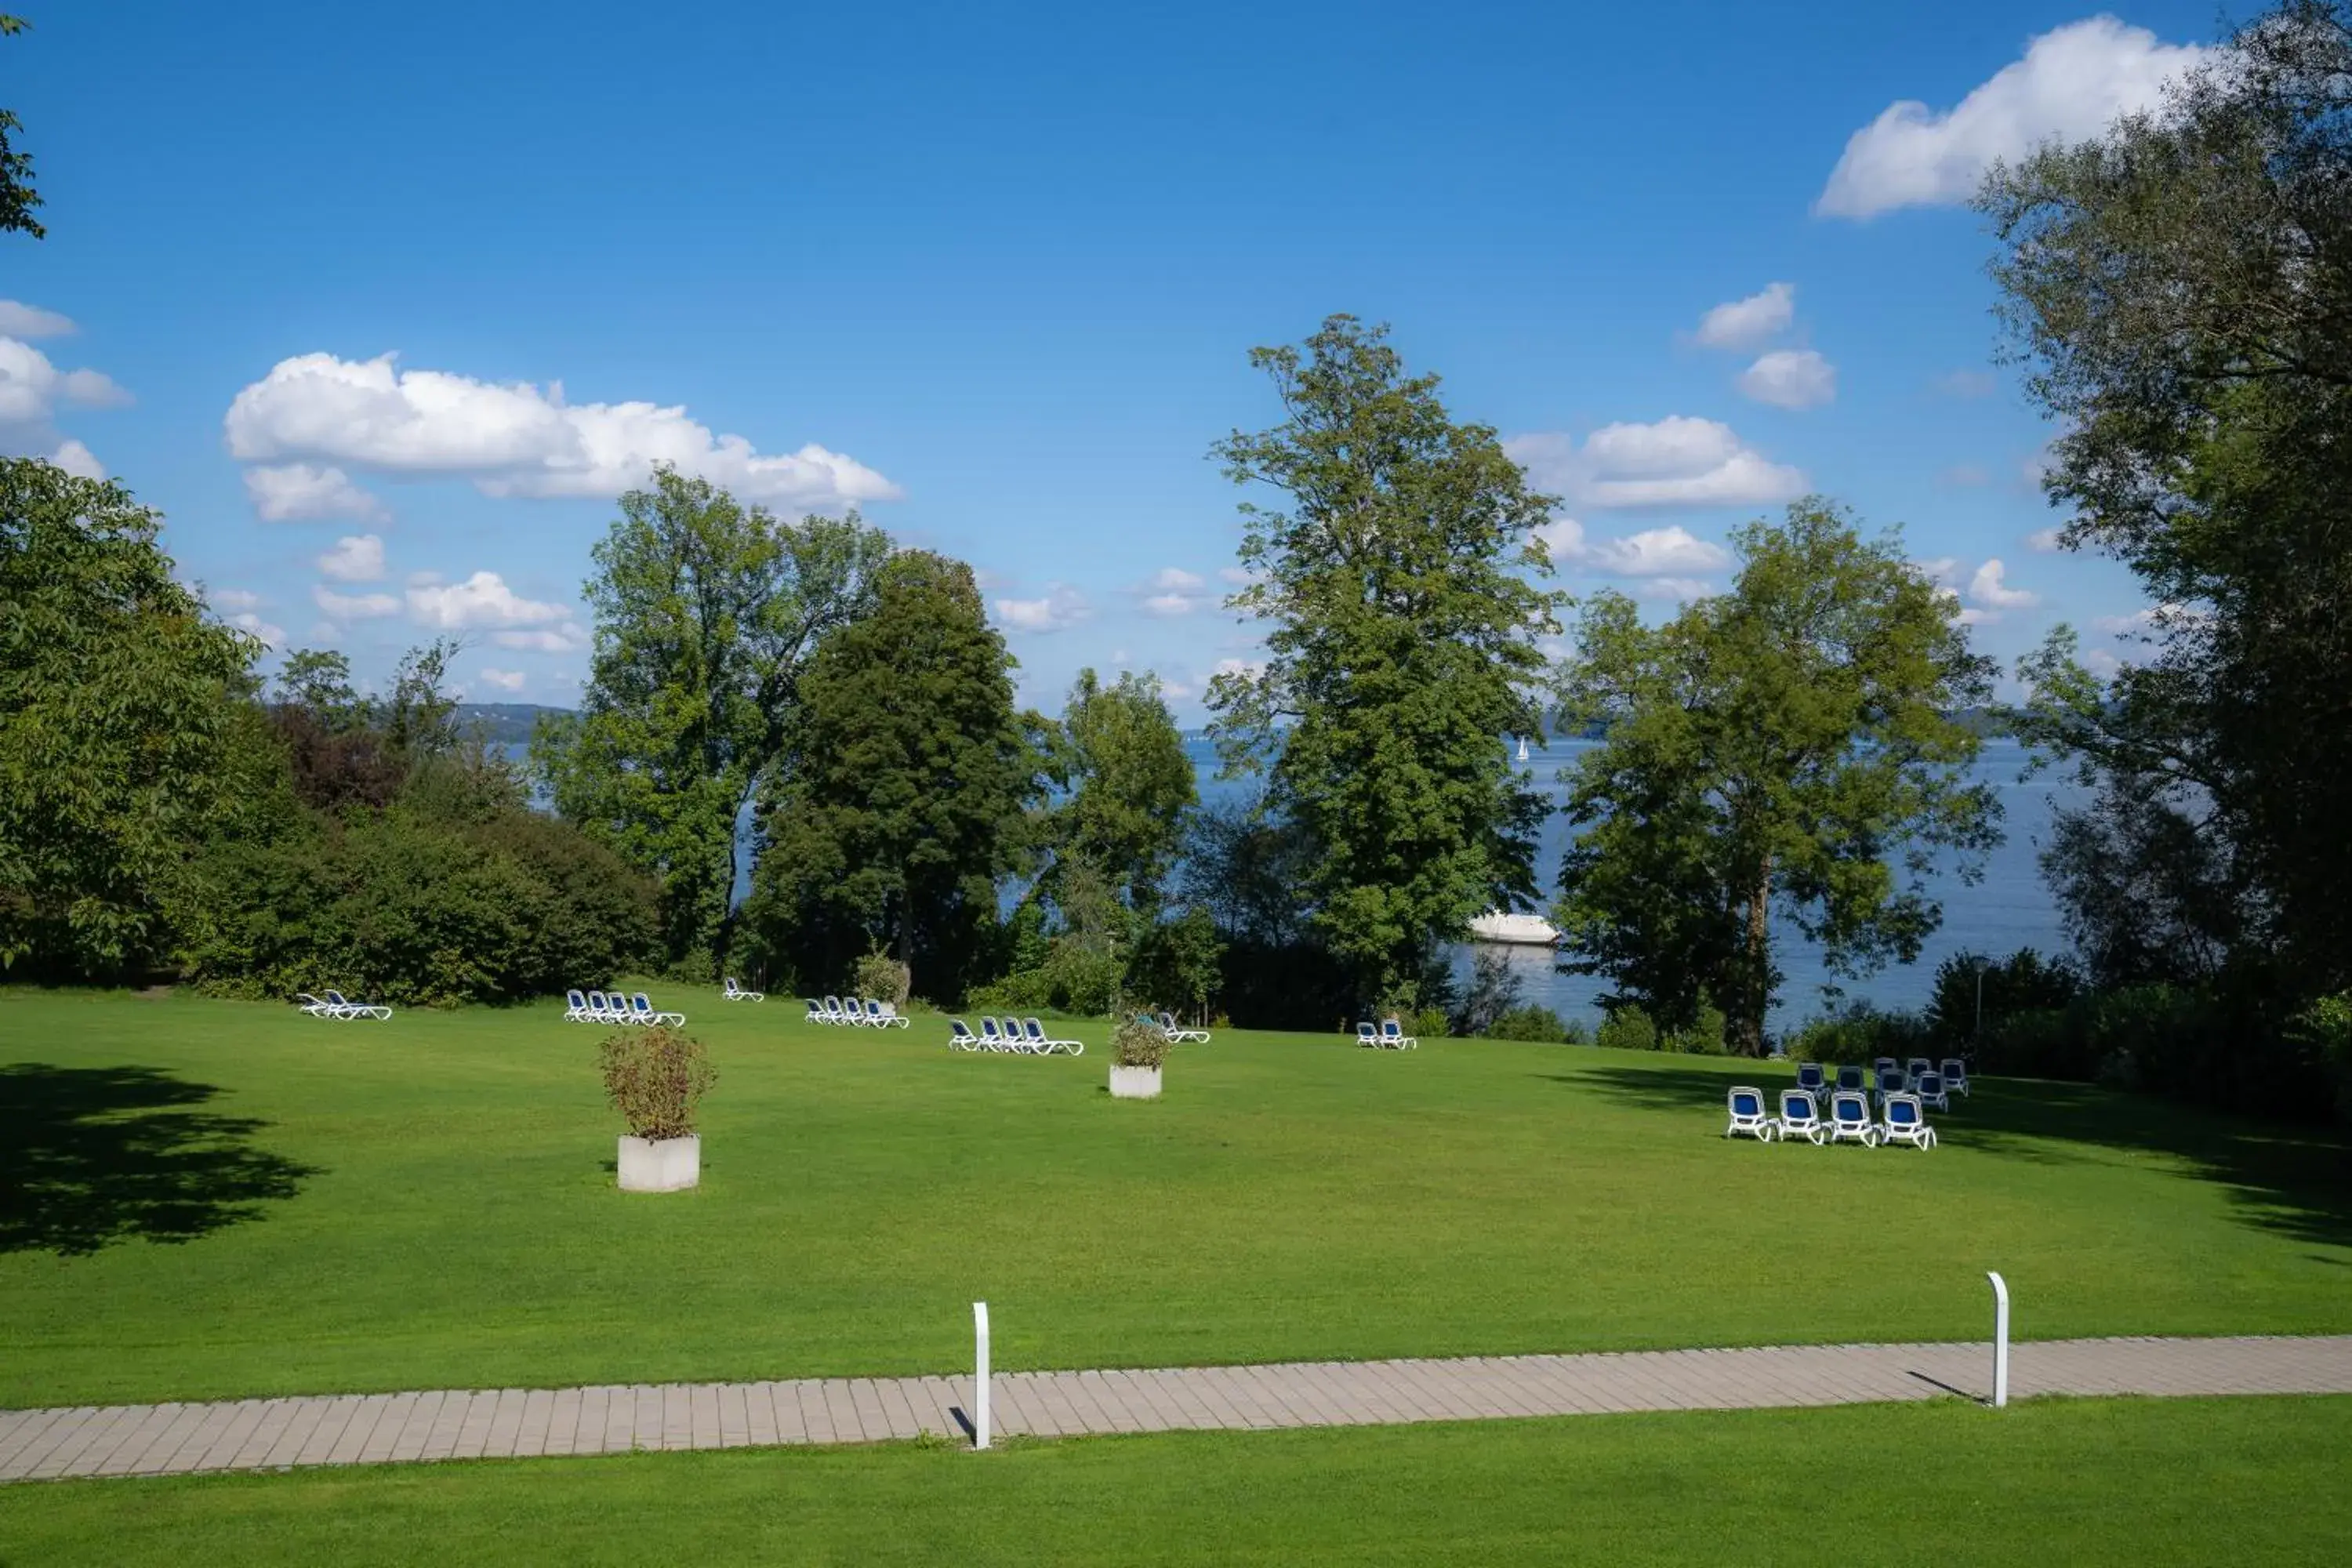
1987, 1271, 2009, 1408
973, 1301, 991, 1449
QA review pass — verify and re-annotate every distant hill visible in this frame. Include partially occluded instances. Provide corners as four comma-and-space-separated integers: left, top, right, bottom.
455, 703, 572, 745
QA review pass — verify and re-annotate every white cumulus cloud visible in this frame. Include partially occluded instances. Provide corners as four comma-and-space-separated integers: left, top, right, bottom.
0, 337, 132, 424
2025, 527, 2065, 552
0, 300, 75, 338
1818, 16, 2212, 218
1693, 282, 1795, 350
49, 438, 103, 478
476, 667, 528, 693
1635, 577, 1718, 603
209, 587, 264, 613
1588, 525, 1732, 577
230, 612, 286, 648
492, 625, 589, 653
313, 584, 402, 619
1508, 417, 1806, 510
1151, 567, 1205, 591
317, 533, 387, 583
225, 352, 901, 511
406, 570, 569, 630
244, 463, 389, 523
1969, 558, 2039, 610
994, 585, 1091, 634
1737, 349, 1837, 410
1142, 593, 1200, 618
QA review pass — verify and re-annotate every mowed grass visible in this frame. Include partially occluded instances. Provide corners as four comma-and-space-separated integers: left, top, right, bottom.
3, 1396, 2349, 1566
2, 987, 2347, 1408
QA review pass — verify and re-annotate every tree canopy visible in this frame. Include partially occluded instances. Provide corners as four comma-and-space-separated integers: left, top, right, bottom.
0, 459, 264, 974
1, 15, 41, 240
1552, 501, 2000, 1054
1986, 0, 2352, 1002
1207, 315, 1561, 1006
744, 550, 1040, 999
1044, 667, 1195, 913
534, 467, 891, 975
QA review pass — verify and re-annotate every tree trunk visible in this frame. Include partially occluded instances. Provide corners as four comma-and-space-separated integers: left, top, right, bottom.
1735, 861, 1772, 1057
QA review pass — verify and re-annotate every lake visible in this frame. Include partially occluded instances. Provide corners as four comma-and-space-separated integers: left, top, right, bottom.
1184, 735, 2076, 1030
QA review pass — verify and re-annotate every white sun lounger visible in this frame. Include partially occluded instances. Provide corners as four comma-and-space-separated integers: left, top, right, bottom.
1157, 1011, 1208, 1044
723, 977, 764, 1002
1379, 1018, 1417, 1049
1724, 1085, 1776, 1141
1828, 1090, 1878, 1145
949, 1018, 982, 1051
1022, 1018, 1083, 1055
323, 989, 392, 1021
630, 993, 685, 1026
865, 998, 911, 1029
1777, 1087, 1826, 1144
1880, 1092, 1936, 1149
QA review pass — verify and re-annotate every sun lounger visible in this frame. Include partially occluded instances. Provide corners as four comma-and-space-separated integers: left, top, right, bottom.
1834, 1064, 1867, 1094
723, 977, 764, 1002
296, 993, 341, 1018
1379, 1018, 1417, 1049
564, 989, 592, 1022
1777, 1087, 1826, 1144
1356, 1021, 1378, 1047
1725, 1085, 1777, 1142
1940, 1057, 1971, 1097
1022, 1018, 1083, 1055
1916, 1070, 1951, 1112
1827, 1090, 1878, 1145
949, 1018, 980, 1051
1904, 1057, 1932, 1090
1880, 1092, 1936, 1149
865, 998, 911, 1029
1795, 1062, 1827, 1095
978, 1016, 1011, 1051
323, 989, 392, 1020
1157, 1011, 1209, 1044
630, 993, 686, 1026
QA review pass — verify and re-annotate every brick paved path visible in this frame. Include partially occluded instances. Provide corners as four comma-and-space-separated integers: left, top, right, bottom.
5, 1335, 2348, 1483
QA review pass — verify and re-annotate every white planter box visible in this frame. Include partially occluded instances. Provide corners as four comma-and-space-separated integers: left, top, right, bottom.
617, 1134, 701, 1192
1109, 1065, 1163, 1100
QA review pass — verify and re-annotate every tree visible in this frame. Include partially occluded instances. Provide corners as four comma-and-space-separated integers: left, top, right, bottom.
0, 459, 265, 973
1207, 315, 1561, 1005
534, 467, 891, 975
1982, 1, 2352, 998
743, 551, 1040, 1000
2, 16, 42, 239
1552, 500, 2001, 1055
1045, 667, 1195, 912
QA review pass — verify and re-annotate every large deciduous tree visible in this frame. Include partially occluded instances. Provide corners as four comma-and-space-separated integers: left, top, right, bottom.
1207, 315, 1560, 1006
1982, 0, 2352, 1000
534, 467, 891, 975
1552, 501, 2000, 1055
1, 15, 42, 239
1046, 667, 1196, 913
0, 459, 266, 974
743, 551, 1040, 999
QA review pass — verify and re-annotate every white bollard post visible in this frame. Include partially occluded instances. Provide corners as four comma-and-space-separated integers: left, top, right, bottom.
1987, 1271, 2009, 1409
973, 1301, 992, 1450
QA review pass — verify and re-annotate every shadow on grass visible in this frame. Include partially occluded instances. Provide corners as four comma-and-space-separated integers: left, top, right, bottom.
0, 1063, 318, 1258
1555, 1061, 2352, 1253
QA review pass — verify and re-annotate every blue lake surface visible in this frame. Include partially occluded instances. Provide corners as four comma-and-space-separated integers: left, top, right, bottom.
1184, 735, 2076, 1029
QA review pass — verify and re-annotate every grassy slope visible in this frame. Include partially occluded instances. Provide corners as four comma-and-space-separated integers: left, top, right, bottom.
2, 988, 2347, 1408
2, 1396, 2347, 1566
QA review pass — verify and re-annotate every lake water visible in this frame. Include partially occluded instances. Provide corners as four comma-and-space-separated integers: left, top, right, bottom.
1185, 735, 2076, 1030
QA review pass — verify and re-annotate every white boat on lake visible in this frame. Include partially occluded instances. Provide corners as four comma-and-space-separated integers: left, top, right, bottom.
1468, 909, 1561, 946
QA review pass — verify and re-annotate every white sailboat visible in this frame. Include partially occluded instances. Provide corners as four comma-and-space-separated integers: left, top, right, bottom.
1515, 735, 1530, 764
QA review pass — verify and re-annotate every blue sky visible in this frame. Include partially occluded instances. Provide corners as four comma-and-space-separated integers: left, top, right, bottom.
5, 2, 2218, 715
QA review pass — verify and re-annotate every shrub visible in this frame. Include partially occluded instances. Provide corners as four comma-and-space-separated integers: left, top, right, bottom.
1787, 1003, 1936, 1066
599, 1025, 717, 1142
1482, 1004, 1576, 1044
1112, 1015, 1170, 1069
1595, 1004, 1657, 1052
1926, 947, 2082, 1047
852, 950, 912, 1008
1403, 1005, 1450, 1042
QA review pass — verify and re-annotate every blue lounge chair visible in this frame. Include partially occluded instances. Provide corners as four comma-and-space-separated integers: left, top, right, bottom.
1023, 1018, 1083, 1055
1880, 1092, 1936, 1149
1379, 1018, 1417, 1049
1725, 1086, 1776, 1142
1356, 1022, 1378, 1047
1828, 1091, 1877, 1146
1777, 1088, 1826, 1144
948, 1019, 980, 1051
1795, 1062, 1828, 1095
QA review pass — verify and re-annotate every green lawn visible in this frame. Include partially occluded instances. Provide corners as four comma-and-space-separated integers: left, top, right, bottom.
2, 987, 2347, 1409
2, 1396, 2347, 1565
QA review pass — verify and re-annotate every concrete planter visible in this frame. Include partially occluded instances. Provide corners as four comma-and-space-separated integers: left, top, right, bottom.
617, 1134, 701, 1192
1109, 1065, 1163, 1100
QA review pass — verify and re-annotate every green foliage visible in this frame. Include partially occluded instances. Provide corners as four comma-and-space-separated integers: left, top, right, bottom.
1124, 906, 1225, 1018
744, 550, 1040, 1000
1552, 499, 2000, 1054
1207, 315, 1561, 1002
0, 13, 41, 239
1402, 1004, 1450, 1043
850, 951, 911, 1008
1481, 1004, 1585, 1044
1594, 1004, 1657, 1053
2289, 994, 2352, 1123
1924, 948, 2081, 1046
1046, 668, 1196, 913
535, 468, 891, 975
1111, 1015, 1171, 1069
1984, 2, 2352, 1004
598, 1025, 716, 1142
0, 459, 270, 975
1784, 1003, 1936, 1066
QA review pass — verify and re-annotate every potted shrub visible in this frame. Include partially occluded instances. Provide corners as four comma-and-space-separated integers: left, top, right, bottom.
601, 1025, 717, 1192
1109, 1015, 1168, 1100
